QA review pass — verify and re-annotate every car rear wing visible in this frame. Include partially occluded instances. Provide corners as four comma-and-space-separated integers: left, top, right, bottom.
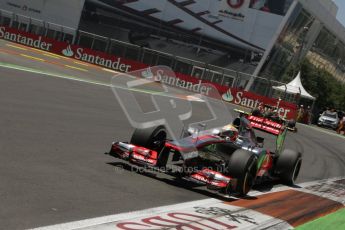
234, 109, 284, 136
248, 115, 283, 135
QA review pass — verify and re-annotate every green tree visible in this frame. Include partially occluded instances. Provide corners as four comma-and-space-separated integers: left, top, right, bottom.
285, 60, 345, 111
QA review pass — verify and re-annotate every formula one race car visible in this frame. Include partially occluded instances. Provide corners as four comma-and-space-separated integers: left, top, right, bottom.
106, 112, 302, 197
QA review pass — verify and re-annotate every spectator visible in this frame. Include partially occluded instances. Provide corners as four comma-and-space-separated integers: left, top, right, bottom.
303, 106, 311, 125
336, 115, 345, 135
297, 105, 304, 122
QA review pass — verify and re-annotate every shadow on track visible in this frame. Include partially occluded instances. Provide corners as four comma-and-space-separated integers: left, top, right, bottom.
106, 160, 299, 202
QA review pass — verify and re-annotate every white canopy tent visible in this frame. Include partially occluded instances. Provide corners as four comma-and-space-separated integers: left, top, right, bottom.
272, 71, 315, 100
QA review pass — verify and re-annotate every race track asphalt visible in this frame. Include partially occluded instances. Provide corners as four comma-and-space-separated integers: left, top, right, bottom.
0, 40, 345, 229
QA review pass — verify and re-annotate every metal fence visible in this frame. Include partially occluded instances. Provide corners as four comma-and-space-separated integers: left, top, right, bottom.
0, 9, 297, 102
0, 9, 76, 43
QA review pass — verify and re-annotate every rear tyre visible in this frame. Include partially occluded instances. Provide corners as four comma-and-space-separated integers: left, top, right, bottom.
275, 149, 302, 185
226, 150, 258, 196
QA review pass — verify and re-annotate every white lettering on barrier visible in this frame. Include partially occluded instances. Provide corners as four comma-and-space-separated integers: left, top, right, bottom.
74, 47, 132, 72
0, 26, 133, 72
0, 27, 52, 51
148, 69, 213, 96
225, 90, 292, 119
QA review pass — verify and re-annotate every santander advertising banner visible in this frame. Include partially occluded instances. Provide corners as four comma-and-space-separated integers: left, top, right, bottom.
0, 25, 297, 119
0, 26, 147, 72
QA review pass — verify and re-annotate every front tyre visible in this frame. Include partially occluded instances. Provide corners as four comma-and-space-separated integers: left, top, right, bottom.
275, 149, 302, 185
130, 125, 167, 152
130, 126, 168, 167
226, 150, 258, 196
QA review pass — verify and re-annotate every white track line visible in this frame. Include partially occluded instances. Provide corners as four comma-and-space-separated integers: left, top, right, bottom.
0, 62, 204, 102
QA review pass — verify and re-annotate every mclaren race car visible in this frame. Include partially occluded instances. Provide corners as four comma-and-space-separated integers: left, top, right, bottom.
106, 112, 302, 197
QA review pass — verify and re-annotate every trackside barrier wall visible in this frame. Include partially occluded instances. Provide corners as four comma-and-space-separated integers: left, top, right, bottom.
0, 16, 298, 119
